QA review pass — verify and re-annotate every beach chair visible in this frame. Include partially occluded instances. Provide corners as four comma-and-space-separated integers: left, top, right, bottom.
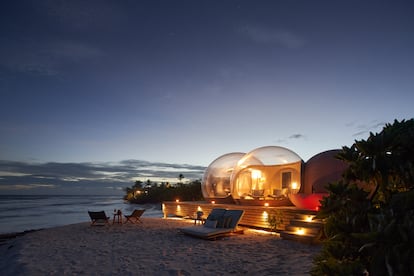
179, 208, 245, 240
88, 211, 110, 226
124, 209, 145, 224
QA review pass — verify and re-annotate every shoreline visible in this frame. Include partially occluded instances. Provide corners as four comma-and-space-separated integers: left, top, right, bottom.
0, 217, 321, 275
0, 194, 163, 236
0, 229, 42, 244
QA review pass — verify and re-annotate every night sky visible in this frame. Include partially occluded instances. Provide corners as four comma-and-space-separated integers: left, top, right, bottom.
1, 1, 413, 194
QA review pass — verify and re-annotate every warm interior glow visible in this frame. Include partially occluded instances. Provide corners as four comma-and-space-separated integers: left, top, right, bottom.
197, 206, 202, 211
175, 199, 179, 202
251, 169, 264, 189
264, 202, 269, 207
251, 170, 261, 179
291, 182, 298, 190
262, 211, 268, 220
211, 200, 215, 204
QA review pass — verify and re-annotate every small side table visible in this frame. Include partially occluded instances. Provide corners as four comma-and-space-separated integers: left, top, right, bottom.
113, 210, 123, 224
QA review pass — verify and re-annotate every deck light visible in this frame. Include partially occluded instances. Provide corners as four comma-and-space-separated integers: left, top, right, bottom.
305, 215, 314, 222
296, 228, 305, 235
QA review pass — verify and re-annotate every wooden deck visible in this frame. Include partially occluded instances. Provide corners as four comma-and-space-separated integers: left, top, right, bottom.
162, 201, 317, 231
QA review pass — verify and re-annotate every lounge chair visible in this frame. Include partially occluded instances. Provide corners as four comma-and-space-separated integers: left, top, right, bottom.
124, 209, 145, 224
179, 208, 245, 240
88, 211, 110, 226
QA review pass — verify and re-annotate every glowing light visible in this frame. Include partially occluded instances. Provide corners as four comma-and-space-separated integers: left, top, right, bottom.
247, 229, 273, 235
262, 211, 268, 220
305, 215, 314, 222
264, 202, 269, 207
211, 201, 215, 204
197, 206, 202, 211
251, 170, 261, 179
175, 199, 180, 203
296, 228, 305, 235
291, 182, 298, 190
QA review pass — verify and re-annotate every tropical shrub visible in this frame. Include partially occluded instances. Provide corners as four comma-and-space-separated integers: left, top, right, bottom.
312, 119, 414, 276
267, 209, 284, 232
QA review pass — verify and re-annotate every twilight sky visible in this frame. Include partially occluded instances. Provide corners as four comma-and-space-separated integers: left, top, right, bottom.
0, 1, 413, 194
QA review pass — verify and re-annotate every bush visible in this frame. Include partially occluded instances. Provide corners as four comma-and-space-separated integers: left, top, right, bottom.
311, 119, 414, 276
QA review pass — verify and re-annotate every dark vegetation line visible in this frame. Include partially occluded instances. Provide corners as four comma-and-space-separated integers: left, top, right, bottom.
124, 179, 203, 204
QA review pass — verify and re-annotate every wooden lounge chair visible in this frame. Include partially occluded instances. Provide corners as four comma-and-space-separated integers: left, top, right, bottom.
88, 211, 110, 226
179, 208, 245, 240
124, 209, 145, 224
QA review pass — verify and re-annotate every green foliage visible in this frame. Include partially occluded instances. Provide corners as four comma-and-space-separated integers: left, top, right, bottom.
124, 179, 204, 204
312, 182, 372, 275
312, 119, 414, 276
267, 209, 283, 232
337, 119, 414, 205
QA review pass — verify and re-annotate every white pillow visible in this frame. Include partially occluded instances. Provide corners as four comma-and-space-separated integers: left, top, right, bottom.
204, 219, 217, 228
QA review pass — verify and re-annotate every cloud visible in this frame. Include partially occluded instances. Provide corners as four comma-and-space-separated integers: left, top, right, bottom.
239, 25, 305, 49
289, 134, 306, 139
273, 133, 306, 145
349, 120, 386, 137
0, 160, 206, 195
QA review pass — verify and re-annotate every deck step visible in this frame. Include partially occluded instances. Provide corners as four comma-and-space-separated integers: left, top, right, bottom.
279, 211, 325, 244
279, 231, 320, 244
289, 219, 324, 228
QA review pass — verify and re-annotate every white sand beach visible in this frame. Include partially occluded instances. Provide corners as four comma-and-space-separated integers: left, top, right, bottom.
0, 218, 320, 275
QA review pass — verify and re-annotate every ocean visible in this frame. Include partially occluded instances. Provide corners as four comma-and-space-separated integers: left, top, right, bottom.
0, 195, 163, 234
